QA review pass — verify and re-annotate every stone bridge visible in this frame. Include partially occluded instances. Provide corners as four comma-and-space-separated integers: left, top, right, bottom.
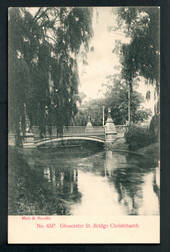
23, 124, 126, 148
9, 108, 127, 148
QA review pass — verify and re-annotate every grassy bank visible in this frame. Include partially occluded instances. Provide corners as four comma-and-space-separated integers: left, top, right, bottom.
105, 137, 159, 162
136, 142, 159, 160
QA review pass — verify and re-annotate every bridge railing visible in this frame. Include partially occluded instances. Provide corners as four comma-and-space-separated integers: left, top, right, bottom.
32, 125, 127, 139
32, 126, 58, 138
63, 126, 86, 134
63, 126, 105, 136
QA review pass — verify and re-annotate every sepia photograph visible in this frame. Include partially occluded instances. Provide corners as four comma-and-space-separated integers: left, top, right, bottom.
8, 7, 160, 241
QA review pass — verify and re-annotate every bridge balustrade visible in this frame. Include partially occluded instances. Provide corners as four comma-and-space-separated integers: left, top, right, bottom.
32, 126, 58, 139
32, 125, 127, 139
8, 124, 127, 148
63, 126, 105, 137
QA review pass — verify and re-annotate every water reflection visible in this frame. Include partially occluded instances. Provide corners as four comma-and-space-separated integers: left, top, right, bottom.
104, 151, 160, 215
8, 147, 160, 215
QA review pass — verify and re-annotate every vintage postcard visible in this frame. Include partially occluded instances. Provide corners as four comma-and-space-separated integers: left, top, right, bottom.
8, 6, 160, 243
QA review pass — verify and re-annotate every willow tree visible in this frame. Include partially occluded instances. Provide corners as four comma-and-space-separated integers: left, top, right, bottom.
8, 8, 32, 145
8, 7, 93, 143
50, 7, 93, 135
115, 7, 160, 122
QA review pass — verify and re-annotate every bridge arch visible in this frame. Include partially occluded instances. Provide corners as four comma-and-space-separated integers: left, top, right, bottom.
35, 136, 105, 147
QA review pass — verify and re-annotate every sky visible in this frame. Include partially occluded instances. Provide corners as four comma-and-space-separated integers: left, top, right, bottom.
78, 7, 129, 101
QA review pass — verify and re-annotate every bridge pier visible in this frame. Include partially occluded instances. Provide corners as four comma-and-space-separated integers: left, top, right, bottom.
22, 104, 35, 148
23, 132, 35, 148
8, 131, 35, 148
8, 131, 16, 146
105, 108, 117, 144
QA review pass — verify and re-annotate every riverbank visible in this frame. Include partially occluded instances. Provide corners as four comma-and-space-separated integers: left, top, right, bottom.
106, 137, 159, 161
137, 142, 159, 160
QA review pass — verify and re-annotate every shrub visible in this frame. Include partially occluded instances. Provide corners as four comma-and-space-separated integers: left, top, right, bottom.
125, 124, 152, 150
149, 114, 160, 143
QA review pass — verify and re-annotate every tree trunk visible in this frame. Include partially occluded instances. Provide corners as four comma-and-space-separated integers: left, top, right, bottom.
127, 81, 132, 124
127, 80, 133, 124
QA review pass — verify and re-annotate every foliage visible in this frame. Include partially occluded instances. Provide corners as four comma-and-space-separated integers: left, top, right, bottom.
8, 148, 73, 215
124, 125, 152, 150
72, 109, 88, 126
8, 7, 93, 143
125, 113, 159, 150
103, 75, 151, 125
73, 98, 104, 126
114, 7, 160, 124
149, 113, 160, 142
117, 7, 160, 87
133, 109, 152, 123
73, 76, 151, 126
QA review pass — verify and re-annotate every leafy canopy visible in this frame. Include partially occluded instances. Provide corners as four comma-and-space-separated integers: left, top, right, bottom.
117, 7, 160, 86
9, 7, 93, 141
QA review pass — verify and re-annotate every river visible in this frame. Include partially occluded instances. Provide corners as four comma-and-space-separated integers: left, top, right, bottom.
8, 147, 160, 215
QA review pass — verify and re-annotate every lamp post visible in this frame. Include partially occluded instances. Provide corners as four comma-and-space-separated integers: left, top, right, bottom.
102, 105, 105, 127
128, 85, 131, 125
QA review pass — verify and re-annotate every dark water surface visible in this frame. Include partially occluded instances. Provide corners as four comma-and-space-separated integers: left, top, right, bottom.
8, 147, 160, 215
